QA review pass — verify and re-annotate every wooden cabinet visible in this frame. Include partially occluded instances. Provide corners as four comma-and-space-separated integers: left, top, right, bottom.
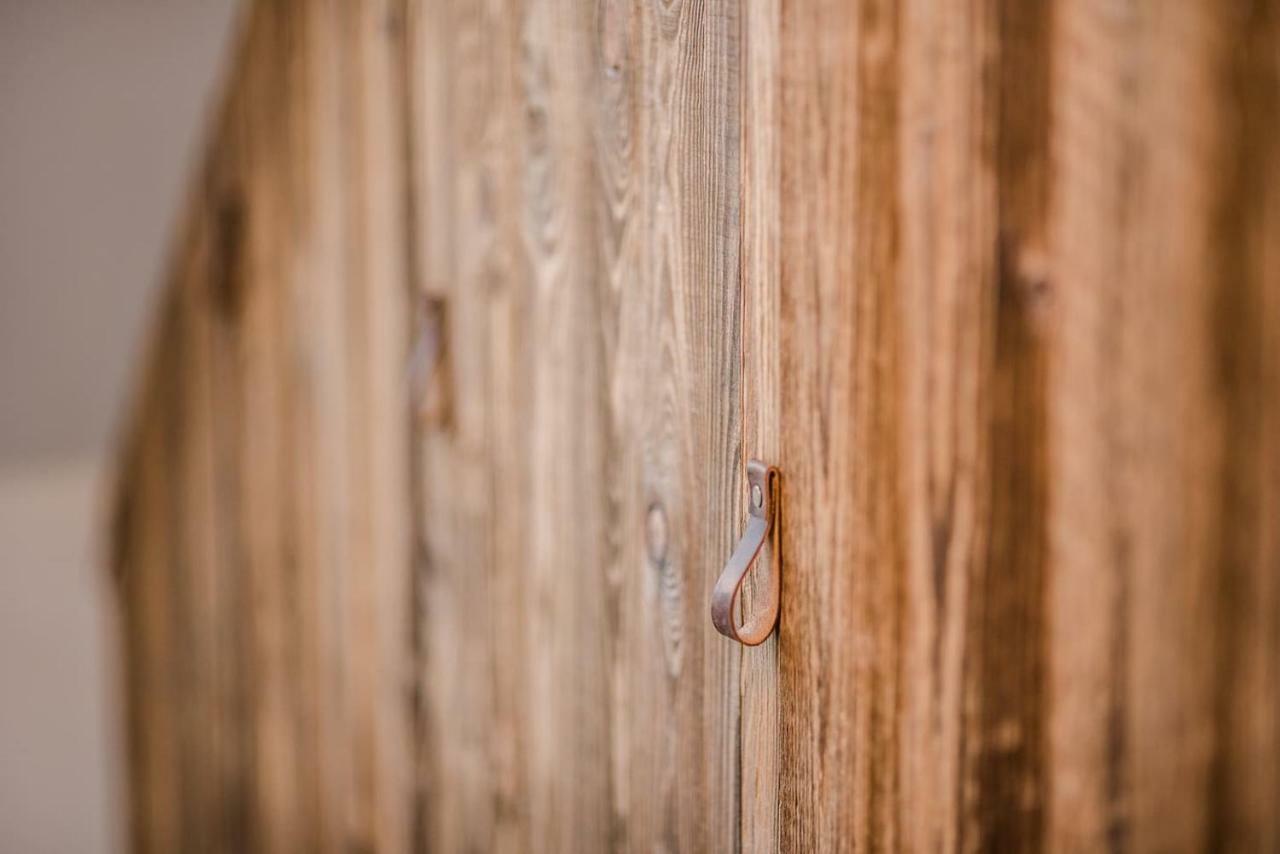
112, 0, 1280, 850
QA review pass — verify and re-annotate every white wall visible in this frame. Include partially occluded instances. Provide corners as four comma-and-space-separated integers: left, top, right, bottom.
0, 460, 116, 854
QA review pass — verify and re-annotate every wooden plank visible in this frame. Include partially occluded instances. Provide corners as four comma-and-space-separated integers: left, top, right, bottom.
1048, 1, 1280, 850
773, 0, 905, 848
740, 0, 782, 849
961, 0, 1054, 849
894, 1, 995, 850
407, 1, 526, 850
404, 0, 745, 850
771, 0, 1280, 850
111, 2, 413, 851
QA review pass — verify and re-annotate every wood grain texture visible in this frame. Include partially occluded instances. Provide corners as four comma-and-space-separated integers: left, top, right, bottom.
1048, 2, 1280, 849
112, 0, 1280, 851
112, 2, 412, 851
404, 0, 745, 850
765, 0, 1280, 851
740, 0, 782, 849
770, 0, 905, 847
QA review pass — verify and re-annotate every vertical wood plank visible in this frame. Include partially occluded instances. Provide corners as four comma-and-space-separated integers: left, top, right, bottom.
1047, 0, 1280, 850
111, 2, 413, 851
1047, 3, 1154, 847
632, 1, 744, 851
961, 0, 1054, 849
408, 0, 531, 850
772, 0, 1280, 850
740, 0, 781, 848
404, 0, 745, 850
895, 0, 994, 850
775, 0, 907, 848
1202, 6, 1280, 845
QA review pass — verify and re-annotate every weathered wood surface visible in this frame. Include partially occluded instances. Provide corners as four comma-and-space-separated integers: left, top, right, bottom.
111, 3, 413, 851
112, 0, 1280, 851
761, 0, 1280, 850
405, 0, 744, 850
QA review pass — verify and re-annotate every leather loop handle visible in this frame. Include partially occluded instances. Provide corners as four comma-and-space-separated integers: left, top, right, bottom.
711, 461, 779, 645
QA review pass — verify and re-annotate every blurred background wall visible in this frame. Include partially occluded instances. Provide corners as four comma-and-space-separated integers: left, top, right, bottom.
0, 3, 238, 850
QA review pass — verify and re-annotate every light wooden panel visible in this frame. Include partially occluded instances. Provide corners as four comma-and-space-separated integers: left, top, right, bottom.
404, 0, 745, 850
111, 2, 412, 851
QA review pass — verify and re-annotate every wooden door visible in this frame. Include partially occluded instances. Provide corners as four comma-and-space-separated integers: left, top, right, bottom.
113, 0, 1280, 851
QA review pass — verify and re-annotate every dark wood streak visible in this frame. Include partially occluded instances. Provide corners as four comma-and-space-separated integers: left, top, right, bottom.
1207, 1, 1280, 848
1105, 529, 1131, 854
203, 163, 258, 854
969, 233, 1051, 850
965, 0, 1055, 848
391, 2, 435, 852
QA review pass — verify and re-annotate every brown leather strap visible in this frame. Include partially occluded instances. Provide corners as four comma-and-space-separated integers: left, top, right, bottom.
710, 461, 779, 645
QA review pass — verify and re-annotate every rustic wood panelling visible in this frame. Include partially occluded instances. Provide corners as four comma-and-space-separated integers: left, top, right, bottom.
405, 0, 745, 850
112, 2, 412, 851
113, 0, 1280, 851
765, 0, 909, 847
762, 0, 1280, 851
